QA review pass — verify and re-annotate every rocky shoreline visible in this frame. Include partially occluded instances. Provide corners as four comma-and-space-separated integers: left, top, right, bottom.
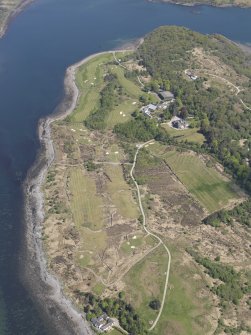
21, 52, 114, 335
0, 0, 34, 38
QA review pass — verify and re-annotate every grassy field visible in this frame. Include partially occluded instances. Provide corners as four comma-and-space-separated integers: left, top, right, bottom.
70, 53, 113, 123
79, 227, 107, 252
105, 165, 139, 219
124, 245, 167, 326
148, 143, 238, 213
120, 234, 145, 255
162, 124, 205, 144
105, 99, 138, 129
124, 243, 213, 335
151, 243, 213, 335
111, 66, 143, 99
109, 329, 124, 335
69, 167, 104, 230
70, 52, 147, 129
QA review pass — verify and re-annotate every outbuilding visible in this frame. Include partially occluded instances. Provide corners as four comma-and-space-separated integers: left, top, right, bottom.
158, 90, 174, 101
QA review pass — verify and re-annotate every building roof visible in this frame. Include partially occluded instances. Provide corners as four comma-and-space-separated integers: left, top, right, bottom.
101, 321, 114, 331
148, 104, 157, 110
159, 91, 174, 100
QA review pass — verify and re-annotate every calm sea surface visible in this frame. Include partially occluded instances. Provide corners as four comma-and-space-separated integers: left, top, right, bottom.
0, 0, 250, 333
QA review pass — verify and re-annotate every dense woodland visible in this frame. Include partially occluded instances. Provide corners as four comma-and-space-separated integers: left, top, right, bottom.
137, 26, 251, 193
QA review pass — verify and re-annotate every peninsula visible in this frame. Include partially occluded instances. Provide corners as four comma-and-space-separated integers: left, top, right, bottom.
37, 26, 251, 335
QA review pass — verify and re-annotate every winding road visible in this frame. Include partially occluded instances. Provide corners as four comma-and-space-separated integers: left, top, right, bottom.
130, 140, 172, 331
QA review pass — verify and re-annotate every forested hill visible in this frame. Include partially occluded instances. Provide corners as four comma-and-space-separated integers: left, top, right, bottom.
138, 26, 251, 80
138, 26, 251, 192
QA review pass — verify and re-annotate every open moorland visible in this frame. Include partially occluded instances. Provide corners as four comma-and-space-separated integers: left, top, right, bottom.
43, 27, 251, 335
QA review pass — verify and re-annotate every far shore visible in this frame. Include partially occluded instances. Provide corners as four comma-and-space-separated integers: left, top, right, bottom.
21, 46, 136, 335
0, 0, 34, 38
147, 0, 251, 8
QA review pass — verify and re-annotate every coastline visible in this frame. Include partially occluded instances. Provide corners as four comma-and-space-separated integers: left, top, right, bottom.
0, 0, 34, 38
21, 49, 134, 335
147, 0, 251, 8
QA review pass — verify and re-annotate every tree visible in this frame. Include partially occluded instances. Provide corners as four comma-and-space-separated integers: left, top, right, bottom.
149, 299, 161, 310
119, 291, 126, 300
179, 106, 188, 119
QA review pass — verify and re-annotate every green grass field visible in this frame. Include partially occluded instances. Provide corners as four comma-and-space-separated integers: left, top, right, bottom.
109, 329, 124, 335
105, 165, 139, 219
149, 144, 238, 213
70, 53, 113, 123
151, 243, 213, 335
124, 243, 212, 335
69, 167, 104, 230
111, 66, 143, 99
162, 124, 205, 144
69, 52, 147, 130
120, 234, 145, 255
79, 227, 107, 252
124, 245, 167, 325
105, 99, 138, 129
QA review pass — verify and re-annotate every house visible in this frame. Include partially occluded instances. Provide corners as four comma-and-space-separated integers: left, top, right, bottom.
158, 90, 174, 101
91, 314, 114, 333
91, 317, 104, 330
147, 104, 157, 111
172, 118, 188, 129
140, 104, 157, 118
101, 319, 115, 332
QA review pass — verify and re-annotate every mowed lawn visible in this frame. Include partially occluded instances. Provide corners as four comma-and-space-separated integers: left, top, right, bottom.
69, 167, 104, 230
105, 99, 138, 129
111, 66, 143, 99
70, 53, 113, 123
162, 149, 238, 213
161, 124, 205, 145
109, 329, 124, 335
104, 165, 139, 219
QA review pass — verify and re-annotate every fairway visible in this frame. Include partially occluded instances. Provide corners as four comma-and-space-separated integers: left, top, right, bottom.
105, 165, 139, 219
105, 99, 137, 128
153, 147, 238, 213
111, 65, 143, 99
70, 53, 113, 123
69, 167, 104, 230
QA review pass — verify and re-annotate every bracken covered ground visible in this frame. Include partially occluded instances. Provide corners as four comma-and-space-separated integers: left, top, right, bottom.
42, 48, 250, 335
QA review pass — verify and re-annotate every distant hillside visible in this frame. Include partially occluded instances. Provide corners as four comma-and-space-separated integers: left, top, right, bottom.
148, 0, 251, 8
138, 26, 251, 193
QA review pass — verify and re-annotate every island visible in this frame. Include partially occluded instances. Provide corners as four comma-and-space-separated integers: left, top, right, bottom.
39, 26, 251, 335
0, 0, 32, 37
